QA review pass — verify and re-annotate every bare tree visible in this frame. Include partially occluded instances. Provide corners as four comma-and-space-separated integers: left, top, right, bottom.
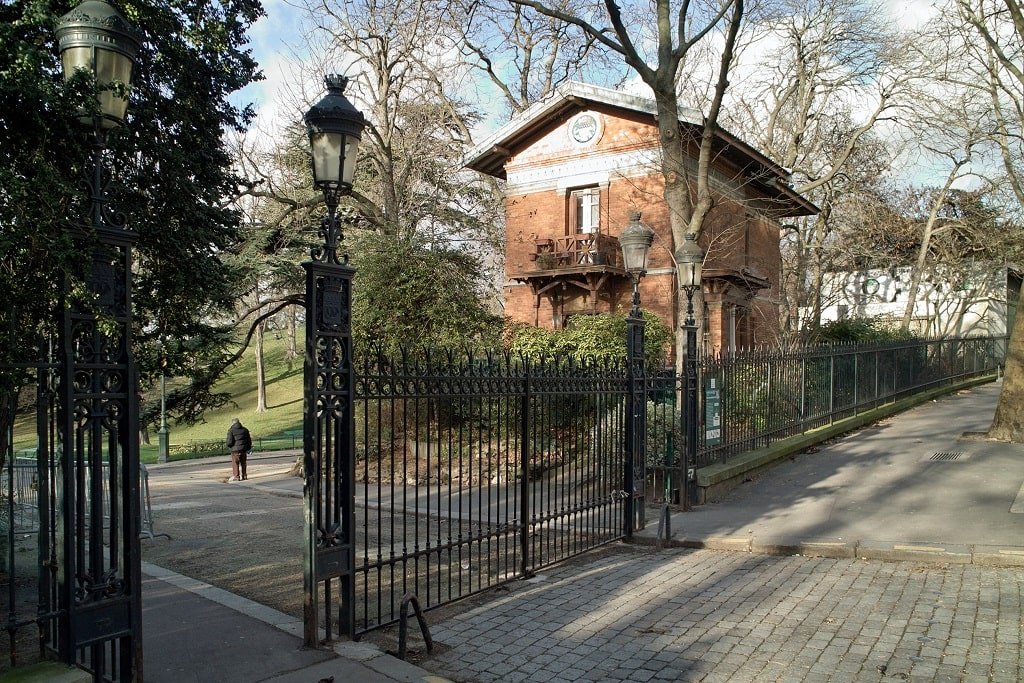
448, 0, 620, 114
502, 0, 744, 362
296, 0, 504, 247
713, 0, 913, 330
450, 0, 754, 351
944, 0, 1024, 440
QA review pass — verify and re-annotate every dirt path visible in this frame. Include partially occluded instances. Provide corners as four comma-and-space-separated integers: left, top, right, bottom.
142, 455, 307, 619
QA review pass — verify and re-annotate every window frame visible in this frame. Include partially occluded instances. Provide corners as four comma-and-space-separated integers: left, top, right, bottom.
569, 186, 601, 235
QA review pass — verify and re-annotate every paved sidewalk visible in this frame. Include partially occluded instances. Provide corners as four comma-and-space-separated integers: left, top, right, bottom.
142, 560, 450, 683
417, 381, 1024, 682
141, 454, 451, 683
425, 545, 1022, 682
638, 380, 1024, 564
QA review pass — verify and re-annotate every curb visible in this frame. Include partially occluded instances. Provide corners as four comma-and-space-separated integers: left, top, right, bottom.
694, 374, 998, 502
632, 535, 1024, 567
145, 450, 302, 471
140, 561, 450, 683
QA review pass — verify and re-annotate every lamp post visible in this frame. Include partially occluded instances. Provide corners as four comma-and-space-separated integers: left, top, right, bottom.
158, 338, 170, 463
54, 0, 143, 676
619, 211, 654, 538
301, 74, 365, 646
675, 234, 703, 511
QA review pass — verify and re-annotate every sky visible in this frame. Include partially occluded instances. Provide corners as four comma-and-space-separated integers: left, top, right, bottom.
235, 0, 310, 136
237, 0, 951, 184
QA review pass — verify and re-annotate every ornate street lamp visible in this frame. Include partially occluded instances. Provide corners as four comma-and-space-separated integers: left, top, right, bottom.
304, 75, 366, 264
674, 234, 704, 511
675, 234, 703, 321
301, 74, 366, 646
52, 0, 144, 676
619, 211, 654, 538
56, 0, 142, 130
619, 210, 656, 317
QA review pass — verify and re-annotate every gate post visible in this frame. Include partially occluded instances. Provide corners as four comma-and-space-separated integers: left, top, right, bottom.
519, 359, 532, 575
301, 76, 365, 646
675, 234, 703, 511
624, 311, 647, 537
301, 233, 357, 645
619, 212, 655, 538
53, 140, 143, 681
49, 4, 145, 676
682, 313, 699, 510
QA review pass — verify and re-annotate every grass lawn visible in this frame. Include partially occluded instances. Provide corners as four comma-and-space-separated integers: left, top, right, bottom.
12, 331, 306, 465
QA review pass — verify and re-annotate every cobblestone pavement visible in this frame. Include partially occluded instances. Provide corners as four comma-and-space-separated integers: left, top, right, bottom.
422, 545, 1023, 683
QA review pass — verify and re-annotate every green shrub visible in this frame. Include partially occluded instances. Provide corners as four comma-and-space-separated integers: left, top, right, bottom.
811, 317, 919, 344
504, 310, 672, 368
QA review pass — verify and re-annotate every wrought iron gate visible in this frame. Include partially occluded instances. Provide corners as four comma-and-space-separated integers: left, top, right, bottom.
3, 138, 144, 683
348, 350, 634, 636
47, 227, 144, 679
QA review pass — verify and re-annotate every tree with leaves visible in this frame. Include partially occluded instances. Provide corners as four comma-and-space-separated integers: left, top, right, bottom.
0, 0, 264, 464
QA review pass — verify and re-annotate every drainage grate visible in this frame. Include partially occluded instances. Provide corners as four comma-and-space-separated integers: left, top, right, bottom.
929, 451, 965, 461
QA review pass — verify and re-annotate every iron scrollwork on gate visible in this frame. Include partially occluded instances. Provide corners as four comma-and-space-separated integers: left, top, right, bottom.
53, 221, 143, 679
303, 231, 357, 645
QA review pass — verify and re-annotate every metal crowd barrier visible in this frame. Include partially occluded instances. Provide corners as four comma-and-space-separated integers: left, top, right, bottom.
2, 457, 166, 539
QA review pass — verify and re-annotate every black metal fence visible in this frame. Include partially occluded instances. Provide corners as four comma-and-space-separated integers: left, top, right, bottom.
4, 334, 1005, 651
2, 365, 59, 674
644, 335, 1006, 503
351, 349, 629, 635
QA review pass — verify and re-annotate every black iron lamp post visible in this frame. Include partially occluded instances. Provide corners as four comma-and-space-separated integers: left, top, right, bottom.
157, 337, 170, 463
304, 74, 365, 265
53, 0, 144, 677
57, 0, 140, 130
619, 211, 654, 538
301, 74, 365, 646
675, 235, 703, 511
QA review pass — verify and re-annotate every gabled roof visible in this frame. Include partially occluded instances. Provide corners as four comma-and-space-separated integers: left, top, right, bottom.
464, 81, 819, 217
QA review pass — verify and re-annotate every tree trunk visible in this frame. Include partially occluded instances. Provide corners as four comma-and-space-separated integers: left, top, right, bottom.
989, 285, 1024, 441
902, 158, 965, 330
808, 252, 825, 328
900, 221, 934, 331
286, 306, 297, 365
0, 388, 16, 476
255, 318, 267, 413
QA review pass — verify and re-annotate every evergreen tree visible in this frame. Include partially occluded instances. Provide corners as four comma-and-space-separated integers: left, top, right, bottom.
0, 0, 264, 448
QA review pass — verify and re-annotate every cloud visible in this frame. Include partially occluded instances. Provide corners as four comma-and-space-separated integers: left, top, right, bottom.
882, 0, 937, 30
233, 0, 311, 136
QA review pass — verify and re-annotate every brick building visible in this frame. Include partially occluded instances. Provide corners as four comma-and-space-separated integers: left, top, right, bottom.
465, 82, 818, 354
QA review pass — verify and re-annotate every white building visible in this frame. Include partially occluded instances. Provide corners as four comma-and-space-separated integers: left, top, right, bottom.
814, 264, 1021, 337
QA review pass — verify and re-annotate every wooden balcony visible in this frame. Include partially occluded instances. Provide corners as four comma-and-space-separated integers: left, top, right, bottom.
510, 235, 628, 317
519, 234, 624, 275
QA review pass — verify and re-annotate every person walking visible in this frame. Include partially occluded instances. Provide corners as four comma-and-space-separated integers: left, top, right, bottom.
226, 418, 252, 482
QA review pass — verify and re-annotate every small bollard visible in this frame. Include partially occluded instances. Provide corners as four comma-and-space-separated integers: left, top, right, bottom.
395, 592, 434, 661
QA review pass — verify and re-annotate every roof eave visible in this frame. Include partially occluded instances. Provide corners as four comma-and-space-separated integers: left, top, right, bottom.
463, 81, 702, 178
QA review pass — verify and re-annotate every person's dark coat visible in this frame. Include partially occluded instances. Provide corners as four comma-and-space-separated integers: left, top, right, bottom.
226, 420, 252, 453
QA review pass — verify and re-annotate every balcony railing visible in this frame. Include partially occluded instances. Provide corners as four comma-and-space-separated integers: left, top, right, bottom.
529, 234, 622, 271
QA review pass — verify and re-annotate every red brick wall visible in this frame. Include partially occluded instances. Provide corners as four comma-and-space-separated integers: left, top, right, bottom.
500, 107, 785, 354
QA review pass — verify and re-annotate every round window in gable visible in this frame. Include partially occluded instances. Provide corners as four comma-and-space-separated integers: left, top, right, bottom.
569, 113, 601, 146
